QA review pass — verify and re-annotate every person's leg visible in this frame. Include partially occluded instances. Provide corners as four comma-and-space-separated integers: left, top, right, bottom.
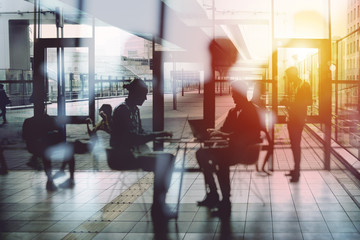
0, 145, 8, 175
287, 122, 304, 182
53, 161, 67, 179
42, 156, 57, 191
215, 164, 231, 216
0, 106, 6, 123
68, 156, 75, 180
196, 148, 220, 207
58, 156, 75, 188
1, 106, 6, 123
217, 165, 231, 202
26, 155, 43, 171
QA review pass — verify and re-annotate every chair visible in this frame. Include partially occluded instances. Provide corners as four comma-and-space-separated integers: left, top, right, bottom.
105, 147, 151, 217
232, 128, 272, 174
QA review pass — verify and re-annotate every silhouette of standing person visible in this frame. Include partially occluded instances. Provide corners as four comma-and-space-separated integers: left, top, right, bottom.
283, 67, 312, 182
0, 83, 11, 124
110, 78, 176, 220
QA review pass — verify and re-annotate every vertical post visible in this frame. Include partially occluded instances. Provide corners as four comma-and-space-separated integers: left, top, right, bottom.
153, 47, 164, 151
270, 0, 276, 171
172, 57, 177, 110
60, 29, 66, 138
203, 0, 216, 129
324, 0, 332, 170
33, 0, 45, 118
153, 2, 166, 151
335, 40, 339, 141
33, 39, 45, 118
181, 68, 184, 96
55, 6, 66, 139
89, 20, 96, 123
204, 70, 215, 128
321, 41, 332, 170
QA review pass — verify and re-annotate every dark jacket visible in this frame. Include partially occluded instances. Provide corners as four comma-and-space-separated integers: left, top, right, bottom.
288, 80, 312, 124
220, 101, 262, 148
0, 89, 10, 107
110, 99, 153, 149
22, 114, 62, 156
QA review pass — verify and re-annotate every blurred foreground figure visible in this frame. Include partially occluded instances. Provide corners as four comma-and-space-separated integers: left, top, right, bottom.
110, 78, 175, 221
22, 111, 75, 191
283, 67, 312, 182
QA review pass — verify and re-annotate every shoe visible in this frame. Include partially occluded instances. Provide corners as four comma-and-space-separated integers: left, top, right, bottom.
290, 175, 300, 182
53, 170, 66, 179
59, 178, 75, 188
46, 180, 57, 191
151, 203, 178, 221
285, 170, 295, 177
197, 193, 220, 208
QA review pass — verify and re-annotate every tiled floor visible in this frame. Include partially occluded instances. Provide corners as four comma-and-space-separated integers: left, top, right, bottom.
1, 146, 360, 240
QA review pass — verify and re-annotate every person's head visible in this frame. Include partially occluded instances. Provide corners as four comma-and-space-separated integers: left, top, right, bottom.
99, 104, 112, 119
209, 38, 238, 73
231, 80, 248, 107
124, 78, 148, 106
0, 84, 3, 89
285, 66, 300, 84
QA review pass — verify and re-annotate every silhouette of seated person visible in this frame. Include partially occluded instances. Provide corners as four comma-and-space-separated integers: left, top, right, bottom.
196, 80, 261, 216
22, 110, 75, 191
52, 103, 113, 177
86, 104, 112, 137
109, 78, 176, 220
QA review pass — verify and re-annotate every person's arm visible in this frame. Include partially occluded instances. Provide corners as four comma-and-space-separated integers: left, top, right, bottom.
86, 118, 94, 136
212, 108, 235, 139
112, 105, 159, 146
93, 112, 111, 134
208, 129, 232, 138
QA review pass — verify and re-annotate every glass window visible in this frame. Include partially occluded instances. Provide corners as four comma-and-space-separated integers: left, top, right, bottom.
355, 8, 357, 20
274, 0, 329, 39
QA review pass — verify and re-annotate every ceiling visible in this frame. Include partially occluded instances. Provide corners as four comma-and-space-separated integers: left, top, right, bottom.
32, 0, 271, 78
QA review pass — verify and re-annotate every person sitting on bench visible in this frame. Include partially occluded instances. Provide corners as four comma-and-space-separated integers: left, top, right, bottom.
109, 78, 176, 220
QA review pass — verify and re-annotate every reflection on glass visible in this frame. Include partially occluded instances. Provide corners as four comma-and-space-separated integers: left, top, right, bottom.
274, 0, 329, 39
277, 48, 319, 117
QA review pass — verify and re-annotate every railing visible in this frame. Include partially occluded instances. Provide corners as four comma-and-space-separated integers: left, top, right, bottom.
332, 80, 360, 161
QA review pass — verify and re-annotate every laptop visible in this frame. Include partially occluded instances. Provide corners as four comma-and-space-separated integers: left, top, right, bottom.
188, 119, 210, 140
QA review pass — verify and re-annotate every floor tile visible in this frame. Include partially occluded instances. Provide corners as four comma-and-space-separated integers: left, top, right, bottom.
326, 221, 358, 233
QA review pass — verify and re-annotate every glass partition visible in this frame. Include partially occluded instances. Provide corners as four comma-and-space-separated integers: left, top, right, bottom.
274, 0, 330, 39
